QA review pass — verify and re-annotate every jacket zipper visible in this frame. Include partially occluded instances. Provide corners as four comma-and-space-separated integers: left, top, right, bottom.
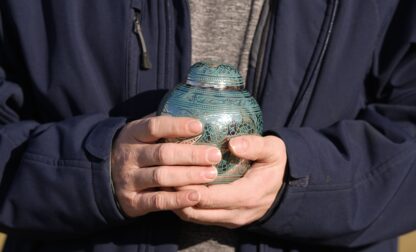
133, 10, 152, 70
285, 0, 340, 126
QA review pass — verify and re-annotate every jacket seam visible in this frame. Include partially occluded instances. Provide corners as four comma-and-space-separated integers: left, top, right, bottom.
22, 152, 91, 169
21, 158, 91, 172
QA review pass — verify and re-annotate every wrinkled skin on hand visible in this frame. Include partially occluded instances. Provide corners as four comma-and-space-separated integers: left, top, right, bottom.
111, 116, 222, 217
174, 135, 287, 228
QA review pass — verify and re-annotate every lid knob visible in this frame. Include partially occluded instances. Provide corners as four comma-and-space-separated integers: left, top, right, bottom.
186, 62, 244, 89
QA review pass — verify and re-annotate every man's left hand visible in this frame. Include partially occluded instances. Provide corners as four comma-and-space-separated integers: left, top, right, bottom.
174, 135, 287, 229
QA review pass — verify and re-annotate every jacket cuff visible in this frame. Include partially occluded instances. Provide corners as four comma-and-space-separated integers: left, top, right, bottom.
84, 117, 127, 224
248, 128, 317, 236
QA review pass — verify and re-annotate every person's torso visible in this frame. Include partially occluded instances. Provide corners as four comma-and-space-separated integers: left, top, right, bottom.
0, 0, 401, 251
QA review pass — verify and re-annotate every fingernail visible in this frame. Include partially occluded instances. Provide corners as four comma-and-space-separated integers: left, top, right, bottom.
204, 167, 218, 179
207, 148, 222, 164
230, 138, 247, 154
188, 121, 203, 134
188, 191, 200, 202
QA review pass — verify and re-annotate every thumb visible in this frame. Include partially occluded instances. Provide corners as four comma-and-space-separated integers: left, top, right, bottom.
228, 135, 285, 163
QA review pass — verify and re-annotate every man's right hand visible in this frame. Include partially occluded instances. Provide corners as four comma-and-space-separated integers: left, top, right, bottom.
111, 116, 220, 217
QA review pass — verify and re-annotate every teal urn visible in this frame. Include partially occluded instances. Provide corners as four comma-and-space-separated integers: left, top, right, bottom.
157, 62, 263, 184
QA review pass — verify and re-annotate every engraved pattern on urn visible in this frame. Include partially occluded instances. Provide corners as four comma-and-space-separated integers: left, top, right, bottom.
158, 62, 263, 184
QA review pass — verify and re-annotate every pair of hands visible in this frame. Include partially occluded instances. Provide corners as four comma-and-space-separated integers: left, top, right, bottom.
111, 116, 287, 228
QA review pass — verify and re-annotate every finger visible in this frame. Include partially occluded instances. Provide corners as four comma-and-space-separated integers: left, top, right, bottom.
193, 178, 253, 209
133, 166, 217, 189
128, 116, 203, 143
138, 143, 221, 167
229, 135, 284, 163
135, 190, 201, 214
175, 184, 207, 192
174, 207, 238, 228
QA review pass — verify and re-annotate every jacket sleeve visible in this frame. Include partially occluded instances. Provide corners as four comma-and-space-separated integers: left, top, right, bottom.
250, 1, 416, 248
0, 68, 127, 238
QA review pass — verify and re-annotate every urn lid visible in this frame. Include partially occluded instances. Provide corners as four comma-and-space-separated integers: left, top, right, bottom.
186, 62, 244, 89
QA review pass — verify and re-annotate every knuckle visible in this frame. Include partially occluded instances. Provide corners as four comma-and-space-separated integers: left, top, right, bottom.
123, 121, 142, 142
127, 194, 137, 209
114, 170, 134, 188
154, 144, 173, 164
152, 193, 166, 210
122, 169, 135, 181
117, 191, 132, 206
116, 192, 137, 217
190, 148, 200, 164
154, 144, 165, 164
152, 167, 165, 185
146, 117, 159, 137
122, 122, 135, 135
174, 194, 183, 208
200, 197, 214, 208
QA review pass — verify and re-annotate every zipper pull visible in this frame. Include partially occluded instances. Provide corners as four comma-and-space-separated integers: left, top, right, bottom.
134, 11, 152, 70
